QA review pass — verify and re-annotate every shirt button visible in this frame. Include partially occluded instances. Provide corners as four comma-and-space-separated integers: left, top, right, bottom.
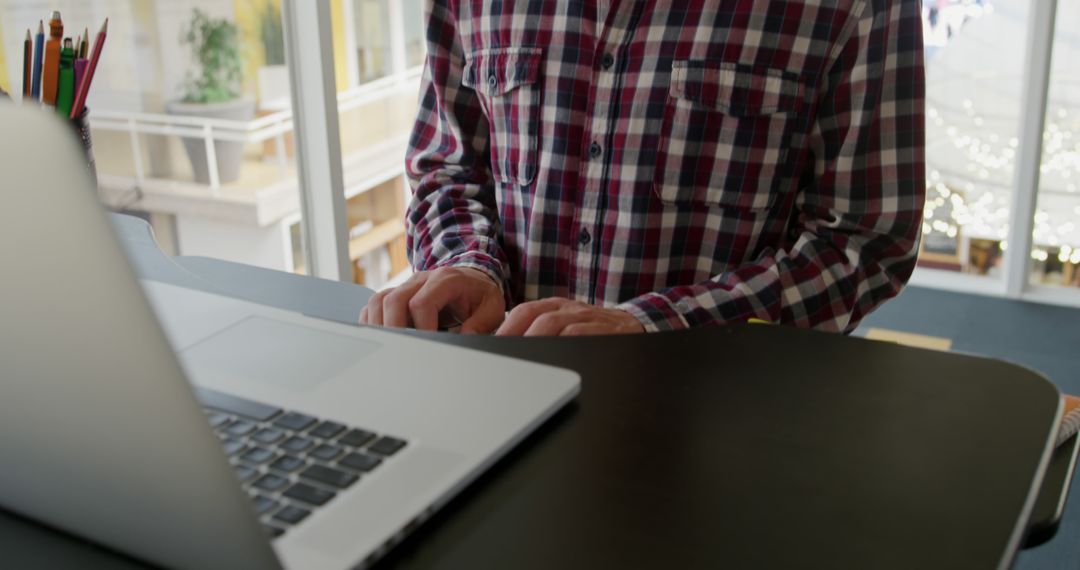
578, 228, 591, 246
589, 141, 602, 159
601, 53, 615, 70
487, 74, 498, 90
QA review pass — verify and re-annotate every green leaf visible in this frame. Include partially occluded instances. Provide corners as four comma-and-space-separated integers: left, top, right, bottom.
179, 7, 244, 104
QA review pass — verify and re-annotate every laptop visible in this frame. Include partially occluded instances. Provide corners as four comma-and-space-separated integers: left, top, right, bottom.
0, 104, 579, 569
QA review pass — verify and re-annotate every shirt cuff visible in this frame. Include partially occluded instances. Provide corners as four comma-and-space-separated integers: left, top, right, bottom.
617, 292, 691, 333
432, 251, 508, 298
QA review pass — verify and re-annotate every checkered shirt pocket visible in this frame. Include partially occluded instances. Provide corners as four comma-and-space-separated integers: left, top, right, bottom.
653, 61, 807, 211
462, 47, 544, 186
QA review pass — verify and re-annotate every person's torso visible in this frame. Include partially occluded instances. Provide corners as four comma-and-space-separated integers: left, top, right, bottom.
453, 0, 859, 305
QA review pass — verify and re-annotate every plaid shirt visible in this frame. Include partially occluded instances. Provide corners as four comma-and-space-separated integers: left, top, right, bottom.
405, 0, 925, 332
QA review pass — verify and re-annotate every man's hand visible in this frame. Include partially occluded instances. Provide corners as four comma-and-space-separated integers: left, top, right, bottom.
495, 298, 645, 337
359, 267, 505, 334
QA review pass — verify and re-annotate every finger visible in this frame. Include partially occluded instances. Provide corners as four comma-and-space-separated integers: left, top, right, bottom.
407, 275, 461, 332
524, 310, 587, 337
459, 299, 506, 335
358, 306, 368, 324
560, 322, 614, 336
495, 298, 568, 336
382, 276, 428, 329
365, 291, 387, 326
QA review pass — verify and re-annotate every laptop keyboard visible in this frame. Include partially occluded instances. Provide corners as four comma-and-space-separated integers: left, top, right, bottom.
196, 388, 408, 539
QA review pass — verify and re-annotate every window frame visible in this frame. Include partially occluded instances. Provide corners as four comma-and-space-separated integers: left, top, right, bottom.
913, 0, 1080, 309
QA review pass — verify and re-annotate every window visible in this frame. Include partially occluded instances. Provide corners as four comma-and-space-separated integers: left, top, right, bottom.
1029, 0, 1080, 289
2, 0, 307, 270
918, 0, 1021, 279
1, 0, 423, 289
349, 0, 393, 84
317, 0, 423, 288
402, 0, 424, 68
911, 0, 1080, 307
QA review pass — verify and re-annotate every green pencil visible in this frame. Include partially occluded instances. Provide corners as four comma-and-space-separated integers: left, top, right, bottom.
56, 38, 75, 116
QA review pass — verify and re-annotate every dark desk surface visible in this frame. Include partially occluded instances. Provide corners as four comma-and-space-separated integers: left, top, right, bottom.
377, 327, 1060, 570
0, 215, 1070, 569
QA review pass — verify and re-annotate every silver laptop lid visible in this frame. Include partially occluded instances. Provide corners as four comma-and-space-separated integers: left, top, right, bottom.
0, 104, 279, 569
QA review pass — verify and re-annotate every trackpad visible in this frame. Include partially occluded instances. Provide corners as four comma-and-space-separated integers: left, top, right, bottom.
179, 316, 379, 391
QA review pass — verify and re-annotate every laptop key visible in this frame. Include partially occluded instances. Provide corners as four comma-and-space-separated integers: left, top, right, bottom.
339, 452, 382, 472
283, 482, 335, 506
263, 525, 285, 538
280, 435, 314, 453
273, 505, 311, 526
222, 439, 246, 456
252, 495, 279, 515
234, 465, 258, 482
269, 455, 306, 473
310, 421, 346, 439
367, 436, 407, 456
253, 473, 289, 492
338, 428, 376, 447
195, 388, 282, 422
300, 464, 358, 489
274, 412, 318, 432
240, 447, 277, 465
206, 412, 231, 429
310, 443, 343, 462
225, 420, 257, 437
252, 428, 285, 445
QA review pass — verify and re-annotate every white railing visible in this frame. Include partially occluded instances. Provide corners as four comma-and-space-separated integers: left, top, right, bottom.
88, 67, 422, 190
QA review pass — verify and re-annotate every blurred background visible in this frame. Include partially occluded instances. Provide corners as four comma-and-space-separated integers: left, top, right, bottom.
1, 0, 423, 289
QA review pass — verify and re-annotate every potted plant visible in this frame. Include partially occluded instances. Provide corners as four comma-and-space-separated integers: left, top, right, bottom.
166, 8, 255, 185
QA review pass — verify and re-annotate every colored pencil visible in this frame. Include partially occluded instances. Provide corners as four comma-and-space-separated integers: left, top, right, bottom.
41, 11, 63, 106
70, 18, 107, 119
81, 28, 89, 58
74, 52, 86, 97
74, 55, 88, 101
30, 21, 43, 101
57, 38, 76, 116
23, 29, 31, 98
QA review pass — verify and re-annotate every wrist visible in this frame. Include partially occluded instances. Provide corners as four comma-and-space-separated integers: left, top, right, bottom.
459, 266, 500, 286
615, 307, 647, 333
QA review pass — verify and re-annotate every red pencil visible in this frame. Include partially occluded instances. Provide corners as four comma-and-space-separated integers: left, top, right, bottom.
70, 18, 107, 120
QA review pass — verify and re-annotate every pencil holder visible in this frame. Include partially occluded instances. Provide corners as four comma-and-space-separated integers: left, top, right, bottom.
70, 107, 97, 184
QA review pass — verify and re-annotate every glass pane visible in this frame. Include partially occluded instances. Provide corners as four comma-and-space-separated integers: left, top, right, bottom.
1, 0, 306, 273
402, 0, 424, 68
1029, 0, 1080, 289
919, 1, 1025, 278
351, 0, 392, 84
333, 0, 420, 288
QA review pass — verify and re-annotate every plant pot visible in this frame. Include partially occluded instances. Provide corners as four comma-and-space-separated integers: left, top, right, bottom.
165, 98, 256, 186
